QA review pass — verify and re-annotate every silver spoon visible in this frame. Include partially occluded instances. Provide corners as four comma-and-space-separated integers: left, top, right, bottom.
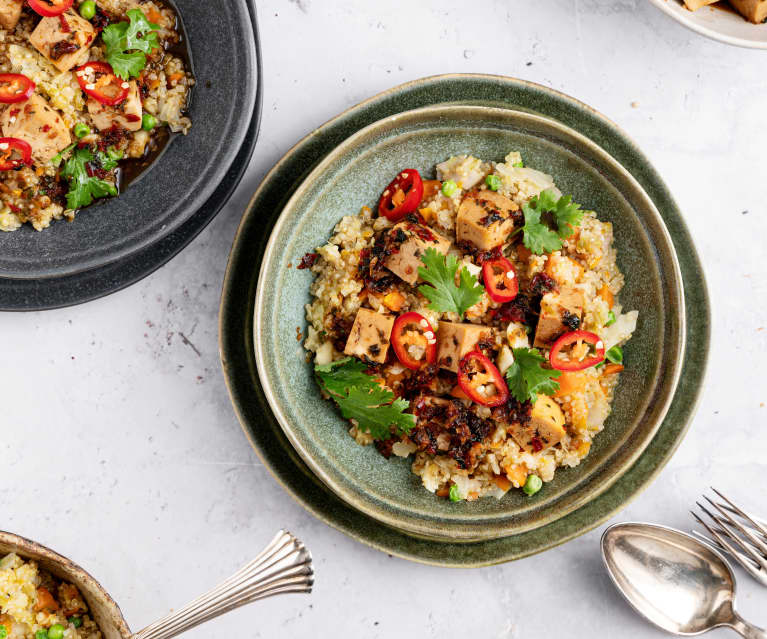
601, 522, 766, 638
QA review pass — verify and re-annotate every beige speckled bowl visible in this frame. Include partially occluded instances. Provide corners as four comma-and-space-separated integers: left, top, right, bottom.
0, 531, 131, 639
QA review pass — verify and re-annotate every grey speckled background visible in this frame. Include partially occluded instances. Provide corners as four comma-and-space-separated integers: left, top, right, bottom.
0, 1, 764, 637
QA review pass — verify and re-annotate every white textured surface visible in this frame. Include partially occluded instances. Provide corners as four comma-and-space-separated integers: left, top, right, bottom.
1, 1, 766, 637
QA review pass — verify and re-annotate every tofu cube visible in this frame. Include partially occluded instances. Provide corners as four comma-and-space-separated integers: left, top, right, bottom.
0, 0, 22, 30
456, 190, 519, 251
682, 0, 718, 9
383, 221, 451, 285
343, 308, 394, 364
87, 81, 143, 132
509, 395, 566, 453
436, 321, 492, 372
534, 287, 585, 348
29, 10, 95, 72
729, 0, 767, 23
0, 93, 72, 163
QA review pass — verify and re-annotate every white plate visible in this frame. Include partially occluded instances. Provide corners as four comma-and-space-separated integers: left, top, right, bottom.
648, 0, 767, 48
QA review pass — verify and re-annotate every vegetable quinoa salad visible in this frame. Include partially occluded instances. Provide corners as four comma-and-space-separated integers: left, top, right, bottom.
0, 0, 193, 232
0, 552, 102, 639
302, 152, 638, 502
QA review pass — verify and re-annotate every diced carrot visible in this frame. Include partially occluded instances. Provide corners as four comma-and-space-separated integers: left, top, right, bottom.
421, 179, 441, 200
419, 206, 436, 223
598, 283, 614, 309
35, 587, 59, 613
602, 363, 624, 375
167, 72, 185, 85
382, 290, 405, 312
504, 463, 528, 487
554, 371, 589, 398
450, 385, 470, 400
146, 7, 164, 23
493, 475, 512, 491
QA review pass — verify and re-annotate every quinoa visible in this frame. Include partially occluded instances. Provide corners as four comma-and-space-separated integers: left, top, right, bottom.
303, 152, 638, 501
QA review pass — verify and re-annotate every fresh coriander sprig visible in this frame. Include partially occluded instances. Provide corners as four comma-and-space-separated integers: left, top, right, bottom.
417, 248, 485, 318
102, 9, 161, 80
505, 347, 561, 404
520, 189, 585, 255
314, 359, 416, 440
60, 147, 118, 210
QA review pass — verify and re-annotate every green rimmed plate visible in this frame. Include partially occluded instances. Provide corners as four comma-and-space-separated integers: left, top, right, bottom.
254, 105, 684, 542
220, 74, 709, 566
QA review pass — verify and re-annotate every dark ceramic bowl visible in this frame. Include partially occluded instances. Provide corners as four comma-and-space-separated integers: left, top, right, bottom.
254, 105, 685, 542
0, 531, 132, 639
0, 0, 258, 280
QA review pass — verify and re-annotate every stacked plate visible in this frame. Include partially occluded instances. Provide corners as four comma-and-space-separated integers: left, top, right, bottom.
221, 74, 710, 567
0, 0, 262, 311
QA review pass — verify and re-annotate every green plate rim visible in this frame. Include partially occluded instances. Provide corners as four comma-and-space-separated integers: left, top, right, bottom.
219, 73, 710, 567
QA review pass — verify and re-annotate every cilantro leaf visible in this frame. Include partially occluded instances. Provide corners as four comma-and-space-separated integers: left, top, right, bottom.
505, 347, 561, 404
103, 9, 160, 80
314, 359, 416, 440
315, 357, 375, 397
417, 248, 485, 318
520, 189, 585, 254
60, 147, 117, 210
96, 147, 124, 172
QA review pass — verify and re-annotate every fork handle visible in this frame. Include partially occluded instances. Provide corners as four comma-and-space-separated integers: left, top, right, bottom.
730, 614, 767, 639
130, 531, 313, 639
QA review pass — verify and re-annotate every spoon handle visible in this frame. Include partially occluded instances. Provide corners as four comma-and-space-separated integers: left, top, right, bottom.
730, 614, 767, 639
129, 531, 313, 639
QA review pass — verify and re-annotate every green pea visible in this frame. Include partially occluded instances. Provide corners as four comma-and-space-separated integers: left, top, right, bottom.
441, 179, 458, 197
485, 174, 502, 191
605, 346, 623, 365
523, 475, 542, 496
512, 161, 524, 168
141, 113, 157, 131
35, 630, 48, 639
48, 625, 65, 639
68, 617, 83, 628
0, 624, 8, 639
605, 310, 616, 326
448, 484, 461, 502
79, 0, 96, 19
73, 122, 90, 139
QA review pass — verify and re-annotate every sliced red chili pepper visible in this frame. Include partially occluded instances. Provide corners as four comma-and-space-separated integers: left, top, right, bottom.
457, 351, 509, 408
391, 312, 437, 370
549, 330, 605, 371
378, 169, 424, 222
482, 256, 519, 303
27, 0, 74, 17
0, 74, 36, 104
0, 138, 32, 171
75, 61, 130, 106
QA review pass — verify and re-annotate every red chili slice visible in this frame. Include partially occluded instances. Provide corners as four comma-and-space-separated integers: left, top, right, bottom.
0, 74, 36, 104
482, 256, 519, 303
378, 169, 424, 222
75, 62, 130, 106
0, 138, 32, 171
457, 351, 509, 408
27, 0, 74, 17
391, 312, 437, 370
549, 330, 605, 371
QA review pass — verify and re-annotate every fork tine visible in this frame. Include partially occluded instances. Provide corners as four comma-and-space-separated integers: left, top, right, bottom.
691, 528, 758, 569
718, 502, 767, 536
692, 509, 761, 571
704, 496, 767, 560
711, 488, 767, 540
697, 501, 767, 570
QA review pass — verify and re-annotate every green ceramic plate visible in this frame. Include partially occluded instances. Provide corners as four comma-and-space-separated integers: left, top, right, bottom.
254, 105, 684, 542
220, 74, 709, 565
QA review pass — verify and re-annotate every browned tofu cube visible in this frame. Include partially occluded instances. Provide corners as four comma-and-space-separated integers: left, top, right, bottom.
0, 0, 22, 30
729, 0, 767, 22
509, 395, 566, 453
343, 308, 394, 364
383, 221, 451, 285
534, 287, 585, 348
87, 81, 143, 132
29, 10, 95, 72
682, 0, 718, 10
436, 321, 492, 372
456, 190, 519, 251
0, 94, 72, 163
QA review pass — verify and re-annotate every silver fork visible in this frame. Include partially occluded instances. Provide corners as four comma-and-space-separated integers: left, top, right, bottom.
131, 530, 314, 639
691, 488, 767, 587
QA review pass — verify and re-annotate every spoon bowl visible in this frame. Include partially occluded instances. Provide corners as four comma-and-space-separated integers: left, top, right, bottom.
601, 522, 766, 638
